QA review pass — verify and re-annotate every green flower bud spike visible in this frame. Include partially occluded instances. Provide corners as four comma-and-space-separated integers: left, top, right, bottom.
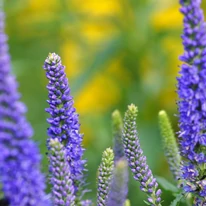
158, 110, 181, 181
112, 110, 124, 162
97, 148, 114, 206
124, 199, 131, 206
123, 104, 162, 206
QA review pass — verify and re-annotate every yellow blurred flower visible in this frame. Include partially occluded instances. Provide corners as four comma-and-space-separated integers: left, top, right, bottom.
151, 4, 182, 30
14, 0, 59, 38
72, 0, 121, 17
61, 41, 83, 79
61, 0, 124, 116
75, 70, 121, 115
162, 37, 182, 71
158, 36, 183, 107
28, 0, 58, 12
80, 21, 118, 43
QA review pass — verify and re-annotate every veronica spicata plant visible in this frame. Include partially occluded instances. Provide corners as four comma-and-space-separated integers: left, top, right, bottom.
0, 5, 48, 206
97, 148, 114, 206
123, 104, 162, 206
43, 53, 88, 205
177, 0, 206, 201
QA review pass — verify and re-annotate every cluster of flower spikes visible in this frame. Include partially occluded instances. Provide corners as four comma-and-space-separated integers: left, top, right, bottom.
122, 104, 162, 206
43, 53, 87, 204
0, 7, 48, 206
177, 0, 206, 199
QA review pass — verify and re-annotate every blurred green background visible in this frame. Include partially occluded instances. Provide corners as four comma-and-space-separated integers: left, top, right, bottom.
4, 0, 206, 205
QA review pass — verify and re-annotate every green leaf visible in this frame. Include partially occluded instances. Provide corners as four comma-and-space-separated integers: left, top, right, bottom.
143, 200, 151, 205
156, 176, 179, 193
170, 193, 184, 206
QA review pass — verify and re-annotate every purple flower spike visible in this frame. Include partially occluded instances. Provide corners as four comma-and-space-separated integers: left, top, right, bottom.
107, 158, 128, 206
123, 104, 162, 206
178, 0, 206, 199
48, 138, 75, 206
43, 53, 86, 200
0, 8, 48, 206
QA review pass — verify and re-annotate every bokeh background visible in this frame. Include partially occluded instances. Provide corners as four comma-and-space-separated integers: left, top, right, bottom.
4, 0, 206, 205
